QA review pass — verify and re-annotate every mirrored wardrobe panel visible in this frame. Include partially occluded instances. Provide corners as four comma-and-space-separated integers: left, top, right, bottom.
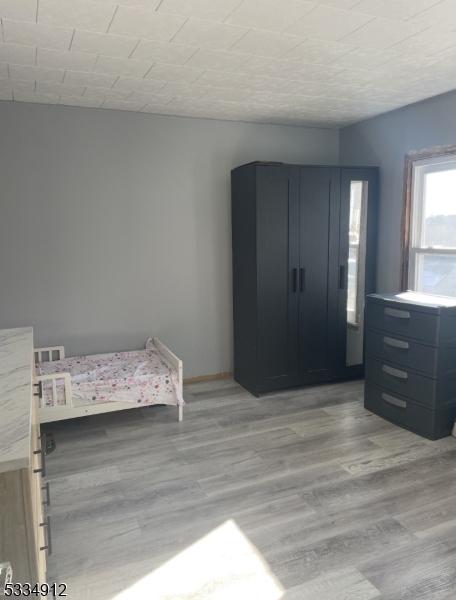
339, 168, 378, 375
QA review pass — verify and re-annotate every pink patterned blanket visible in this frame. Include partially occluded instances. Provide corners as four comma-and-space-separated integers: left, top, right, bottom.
36, 346, 183, 408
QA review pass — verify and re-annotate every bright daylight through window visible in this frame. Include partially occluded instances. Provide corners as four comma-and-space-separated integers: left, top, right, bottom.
409, 157, 456, 297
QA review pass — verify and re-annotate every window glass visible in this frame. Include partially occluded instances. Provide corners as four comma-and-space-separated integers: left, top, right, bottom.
409, 158, 456, 297
416, 253, 456, 296
423, 170, 456, 248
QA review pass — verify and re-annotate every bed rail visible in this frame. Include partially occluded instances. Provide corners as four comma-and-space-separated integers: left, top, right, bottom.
34, 372, 73, 409
151, 337, 184, 422
34, 346, 65, 364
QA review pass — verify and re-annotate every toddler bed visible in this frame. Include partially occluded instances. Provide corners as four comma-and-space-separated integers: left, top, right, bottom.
34, 337, 183, 423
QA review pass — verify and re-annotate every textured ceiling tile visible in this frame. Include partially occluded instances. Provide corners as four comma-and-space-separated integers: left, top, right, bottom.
83, 86, 131, 99
158, 0, 243, 21
38, 0, 117, 32
63, 69, 117, 88
196, 69, 252, 87
60, 94, 103, 107
109, 6, 186, 42
71, 30, 139, 58
94, 54, 152, 77
0, 42, 36, 66
231, 30, 302, 58
14, 90, 60, 103
0, 77, 35, 93
335, 46, 396, 69
315, 0, 361, 9
226, 0, 316, 33
113, 76, 166, 93
389, 28, 456, 57
36, 80, 86, 96
186, 48, 246, 71
172, 18, 248, 50
127, 90, 174, 104
287, 4, 374, 41
3, 19, 73, 49
284, 38, 354, 64
352, 0, 442, 21
131, 40, 197, 65
341, 16, 425, 49
37, 47, 97, 71
102, 97, 145, 110
146, 62, 203, 83
9, 63, 65, 82
0, 0, 37, 21
188, 84, 252, 102
409, 0, 456, 29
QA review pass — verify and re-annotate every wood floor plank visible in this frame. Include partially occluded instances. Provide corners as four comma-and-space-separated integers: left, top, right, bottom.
44, 379, 456, 599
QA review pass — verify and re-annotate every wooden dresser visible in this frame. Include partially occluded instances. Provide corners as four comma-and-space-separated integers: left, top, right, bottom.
0, 327, 48, 587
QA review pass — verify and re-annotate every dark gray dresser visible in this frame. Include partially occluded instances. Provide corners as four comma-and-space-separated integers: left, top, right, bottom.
365, 292, 456, 439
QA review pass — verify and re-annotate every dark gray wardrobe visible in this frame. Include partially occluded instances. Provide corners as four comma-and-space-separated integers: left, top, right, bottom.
231, 162, 378, 395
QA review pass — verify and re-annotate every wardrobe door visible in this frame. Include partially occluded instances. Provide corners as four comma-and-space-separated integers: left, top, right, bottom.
338, 167, 378, 374
299, 167, 340, 376
256, 165, 300, 389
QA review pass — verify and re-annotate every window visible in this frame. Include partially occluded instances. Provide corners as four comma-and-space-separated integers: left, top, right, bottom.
347, 180, 368, 327
408, 155, 456, 297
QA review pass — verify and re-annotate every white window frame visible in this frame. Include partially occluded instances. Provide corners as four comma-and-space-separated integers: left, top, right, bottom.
408, 155, 456, 296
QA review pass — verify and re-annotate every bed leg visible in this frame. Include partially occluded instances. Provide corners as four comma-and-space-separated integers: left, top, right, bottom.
178, 404, 183, 422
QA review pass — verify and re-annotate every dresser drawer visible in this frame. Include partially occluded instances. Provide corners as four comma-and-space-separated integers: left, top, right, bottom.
366, 299, 440, 345
366, 356, 439, 409
366, 329, 438, 376
364, 383, 455, 440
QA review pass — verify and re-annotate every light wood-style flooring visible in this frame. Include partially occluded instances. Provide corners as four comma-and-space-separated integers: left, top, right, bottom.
43, 379, 456, 599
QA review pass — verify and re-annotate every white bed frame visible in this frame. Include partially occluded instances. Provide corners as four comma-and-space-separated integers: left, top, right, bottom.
34, 337, 183, 424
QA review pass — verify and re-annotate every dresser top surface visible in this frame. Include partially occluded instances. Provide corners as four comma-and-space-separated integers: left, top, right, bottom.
368, 292, 456, 313
0, 327, 34, 473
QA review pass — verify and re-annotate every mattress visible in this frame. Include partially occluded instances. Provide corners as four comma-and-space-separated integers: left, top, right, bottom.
36, 344, 183, 408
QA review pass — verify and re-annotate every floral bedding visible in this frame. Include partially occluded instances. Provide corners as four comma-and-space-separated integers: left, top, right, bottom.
36, 343, 183, 408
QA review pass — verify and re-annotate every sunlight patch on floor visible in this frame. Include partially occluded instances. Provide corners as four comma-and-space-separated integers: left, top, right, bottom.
113, 520, 284, 600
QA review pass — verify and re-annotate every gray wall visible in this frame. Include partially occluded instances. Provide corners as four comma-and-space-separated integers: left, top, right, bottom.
340, 89, 456, 293
0, 101, 338, 377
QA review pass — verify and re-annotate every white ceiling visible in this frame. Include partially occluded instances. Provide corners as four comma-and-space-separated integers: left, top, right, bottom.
1, 0, 456, 127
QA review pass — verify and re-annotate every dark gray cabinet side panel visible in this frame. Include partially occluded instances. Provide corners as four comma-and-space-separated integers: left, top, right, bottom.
299, 167, 339, 373
231, 166, 257, 390
256, 166, 299, 383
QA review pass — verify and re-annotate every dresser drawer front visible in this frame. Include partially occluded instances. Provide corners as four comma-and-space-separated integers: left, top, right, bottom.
366, 300, 440, 345
365, 356, 438, 409
365, 383, 455, 440
365, 329, 438, 376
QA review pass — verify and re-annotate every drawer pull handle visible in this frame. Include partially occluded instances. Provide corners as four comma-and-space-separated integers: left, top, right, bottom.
383, 336, 409, 350
384, 307, 410, 319
41, 481, 51, 507
33, 446, 46, 478
382, 364, 408, 380
381, 392, 407, 409
40, 516, 52, 556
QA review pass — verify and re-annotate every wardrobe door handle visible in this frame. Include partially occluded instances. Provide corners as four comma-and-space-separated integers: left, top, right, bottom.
40, 516, 52, 556
292, 268, 297, 293
339, 265, 345, 289
33, 446, 46, 478
381, 392, 406, 409
383, 336, 409, 350
382, 364, 408, 380
299, 268, 305, 292
384, 307, 410, 319
42, 482, 51, 507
